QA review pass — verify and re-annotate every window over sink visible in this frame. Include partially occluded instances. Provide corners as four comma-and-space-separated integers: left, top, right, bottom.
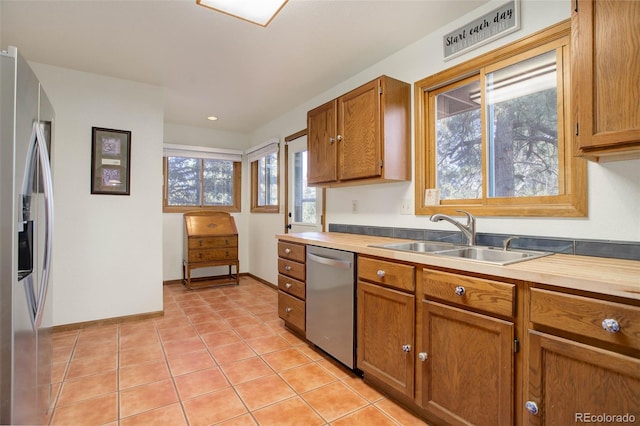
415, 21, 587, 217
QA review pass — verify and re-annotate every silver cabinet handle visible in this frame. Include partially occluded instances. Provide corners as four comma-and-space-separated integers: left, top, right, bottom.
525, 401, 539, 415
337, 135, 343, 141
285, 307, 292, 313
329, 137, 336, 143
602, 318, 620, 333
455, 286, 465, 296
402, 344, 411, 353
285, 283, 292, 289
377, 270, 385, 278
284, 265, 291, 271
418, 352, 428, 362
284, 248, 291, 254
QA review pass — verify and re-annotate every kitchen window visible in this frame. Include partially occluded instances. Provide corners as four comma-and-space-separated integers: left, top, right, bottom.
414, 21, 586, 217
249, 139, 280, 213
163, 144, 242, 213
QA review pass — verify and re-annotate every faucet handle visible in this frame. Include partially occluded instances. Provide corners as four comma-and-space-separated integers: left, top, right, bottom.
503, 236, 519, 251
455, 210, 475, 224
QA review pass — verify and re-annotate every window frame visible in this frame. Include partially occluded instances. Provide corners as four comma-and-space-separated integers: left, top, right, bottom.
162, 156, 242, 214
414, 20, 587, 217
250, 143, 280, 213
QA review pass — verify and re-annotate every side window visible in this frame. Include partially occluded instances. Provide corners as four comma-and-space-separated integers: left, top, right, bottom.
163, 145, 242, 213
293, 150, 316, 224
249, 140, 280, 213
415, 23, 586, 217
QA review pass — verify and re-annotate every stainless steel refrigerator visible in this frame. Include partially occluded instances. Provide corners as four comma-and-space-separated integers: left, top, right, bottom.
1, 46, 55, 425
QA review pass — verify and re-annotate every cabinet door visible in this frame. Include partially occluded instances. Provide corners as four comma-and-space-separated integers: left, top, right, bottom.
526, 330, 640, 425
338, 79, 382, 181
307, 99, 338, 184
357, 281, 414, 398
420, 300, 514, 425
573, 0, 640, 155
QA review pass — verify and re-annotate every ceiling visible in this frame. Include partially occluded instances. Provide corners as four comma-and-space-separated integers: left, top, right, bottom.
1, 0, 488, 133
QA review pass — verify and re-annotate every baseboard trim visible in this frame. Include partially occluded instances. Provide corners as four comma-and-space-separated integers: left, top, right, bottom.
163, 273, 276, 291
52, 310, 164, 333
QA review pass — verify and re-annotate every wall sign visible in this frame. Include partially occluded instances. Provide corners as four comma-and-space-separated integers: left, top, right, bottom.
443, 0, 520, 61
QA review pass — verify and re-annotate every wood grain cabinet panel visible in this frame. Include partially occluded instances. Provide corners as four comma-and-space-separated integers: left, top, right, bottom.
357, 281, 415, 398
573, 0, 640, 160
530, 288, 640, 351
277, 241, 306, 335
420, 300, 514, 425
423, 269, 515, 318
359, 256, 415, 292
307, 75, 410, 186
526, 330, 640, 425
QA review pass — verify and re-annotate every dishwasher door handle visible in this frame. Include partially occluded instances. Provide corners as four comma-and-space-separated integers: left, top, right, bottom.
307, 253, 352, 269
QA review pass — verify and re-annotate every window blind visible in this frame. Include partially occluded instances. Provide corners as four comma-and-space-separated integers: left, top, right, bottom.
246, 138, 280, 163
163, 143, 243, 162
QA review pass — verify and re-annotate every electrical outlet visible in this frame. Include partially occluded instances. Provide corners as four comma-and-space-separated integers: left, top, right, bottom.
400, 198, 413, 215
352, 200, 358, 213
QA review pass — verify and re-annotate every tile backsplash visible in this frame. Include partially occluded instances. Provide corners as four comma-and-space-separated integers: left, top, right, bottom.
328, 223, 640, 261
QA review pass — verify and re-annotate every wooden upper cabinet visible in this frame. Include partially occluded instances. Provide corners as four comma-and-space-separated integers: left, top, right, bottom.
573, 0, 640, 161
307, 75, 410, 186
307, 100, 338, 184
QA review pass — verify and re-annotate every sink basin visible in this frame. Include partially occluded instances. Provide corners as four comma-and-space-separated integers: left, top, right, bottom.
369, 240, 551, 265
435, 246, 552, 265
370, 241, 459, 253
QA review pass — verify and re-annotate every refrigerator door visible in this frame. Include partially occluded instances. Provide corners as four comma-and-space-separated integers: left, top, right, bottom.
0, 46, 54, 425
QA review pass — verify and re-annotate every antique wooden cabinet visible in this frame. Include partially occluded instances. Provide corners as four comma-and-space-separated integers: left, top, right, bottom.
307, 75, 411, 186
182, 211, 239, 289
572, 0, 640, 160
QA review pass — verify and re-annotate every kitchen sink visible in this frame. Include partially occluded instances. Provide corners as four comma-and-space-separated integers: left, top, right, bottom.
370, 241, 460, 253
369, 241, 551, 265
434, 246, 552, 265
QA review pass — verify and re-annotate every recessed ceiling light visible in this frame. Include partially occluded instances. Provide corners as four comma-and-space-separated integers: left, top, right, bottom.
196, 0, 289, 27
207, 116, 218, 121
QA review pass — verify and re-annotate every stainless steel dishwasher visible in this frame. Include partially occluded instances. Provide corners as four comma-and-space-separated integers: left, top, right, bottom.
306, 245, 356, 369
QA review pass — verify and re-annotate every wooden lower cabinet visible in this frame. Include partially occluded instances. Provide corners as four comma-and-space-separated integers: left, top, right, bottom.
525, 330, 640, 425
419, 300, 514, 425
357, 281, 415, 397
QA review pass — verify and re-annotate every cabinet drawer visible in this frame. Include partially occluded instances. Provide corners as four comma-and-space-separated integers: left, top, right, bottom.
423, 270, 515, 318
359, 256, 415, 292
278, 291, 305, 332
530, 288, 640, 351
188, 236, 237, 249
189, 248, 238, 262
278, 274, 305, 300
278, 242, 306, 263
278, 258, 305, 281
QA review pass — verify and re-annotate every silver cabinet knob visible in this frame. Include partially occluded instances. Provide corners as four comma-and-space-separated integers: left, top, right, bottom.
602, 318, 620, 333
284, 248, 291, 254
402, 344, 411, 353
525, 401, 539, 415
418, 352, 428, 362
377, 270, 385, 278
329, 137, 336, 143
337, 135, 343, 141
285, 283, 292, 289
284, 265, 291, 271
285, 307, 292, 313
454, 286, 465, 296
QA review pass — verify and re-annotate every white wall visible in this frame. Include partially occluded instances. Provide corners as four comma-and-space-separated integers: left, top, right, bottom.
246, 0, 640, 285
31, 63, 165, 326
162, 123, 250, 282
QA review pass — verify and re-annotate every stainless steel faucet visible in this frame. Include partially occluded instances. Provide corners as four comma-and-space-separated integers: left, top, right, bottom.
430, 210, 476, 246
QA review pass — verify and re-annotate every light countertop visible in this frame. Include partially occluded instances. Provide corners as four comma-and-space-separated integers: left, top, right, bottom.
277, 232, 640, 302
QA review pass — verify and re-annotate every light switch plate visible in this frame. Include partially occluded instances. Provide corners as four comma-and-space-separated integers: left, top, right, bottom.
400, 199, 413, 215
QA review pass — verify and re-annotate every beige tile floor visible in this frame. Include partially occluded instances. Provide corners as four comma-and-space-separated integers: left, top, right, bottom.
49, 277, 427, 425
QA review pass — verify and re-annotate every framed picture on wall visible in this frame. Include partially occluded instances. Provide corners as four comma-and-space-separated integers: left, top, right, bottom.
90, 127, 131, 195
